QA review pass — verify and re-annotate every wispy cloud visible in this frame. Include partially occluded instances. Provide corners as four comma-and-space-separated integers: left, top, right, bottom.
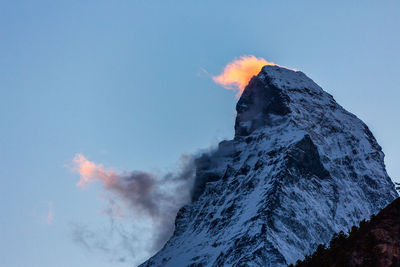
197, 67, 211, 78
69, 153, 196, 264
47, 202, 54, 225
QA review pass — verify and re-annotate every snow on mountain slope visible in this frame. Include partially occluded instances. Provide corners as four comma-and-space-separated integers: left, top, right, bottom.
140, 65, 398, 266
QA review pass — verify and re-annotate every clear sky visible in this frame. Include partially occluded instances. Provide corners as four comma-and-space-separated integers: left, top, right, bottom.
1, 1, 400, 267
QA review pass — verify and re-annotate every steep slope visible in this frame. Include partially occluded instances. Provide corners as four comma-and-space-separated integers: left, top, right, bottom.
140, 65, 398, 266
293, 197, 400, 267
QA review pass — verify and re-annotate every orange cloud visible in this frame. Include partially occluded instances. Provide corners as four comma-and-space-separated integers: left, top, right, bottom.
73, 154, 118, 188
213, 55, 276, 97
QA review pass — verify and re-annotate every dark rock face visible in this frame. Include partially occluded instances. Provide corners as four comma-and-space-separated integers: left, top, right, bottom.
293, 197, 400, 267
140, 65, 398, 267
235, 75, 290, 137
190, 140, 235, 202
286, 134, 330, 179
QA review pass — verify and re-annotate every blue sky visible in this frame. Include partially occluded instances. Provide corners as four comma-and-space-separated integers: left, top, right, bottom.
1, 1, 400, 266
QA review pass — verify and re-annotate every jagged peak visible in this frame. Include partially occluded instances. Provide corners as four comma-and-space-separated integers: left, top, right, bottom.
259, 65, 321, 93
234, 65, 331, 137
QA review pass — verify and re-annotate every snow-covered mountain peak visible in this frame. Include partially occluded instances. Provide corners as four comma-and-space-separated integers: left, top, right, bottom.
141, 65, 397, 267
259, 65, 318, 92
235, 65, 331, 137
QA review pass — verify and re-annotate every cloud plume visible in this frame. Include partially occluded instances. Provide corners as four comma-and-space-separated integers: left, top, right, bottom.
71, 153, 196, 263
213, 55, 276, 97
73, 154, 160, 216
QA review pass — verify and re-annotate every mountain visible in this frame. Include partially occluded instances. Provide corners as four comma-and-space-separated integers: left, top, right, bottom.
140, 65, 398, 266
293, 197, 400, 267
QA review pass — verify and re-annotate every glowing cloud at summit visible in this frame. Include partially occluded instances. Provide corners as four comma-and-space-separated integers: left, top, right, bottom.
213, 55, 276, 97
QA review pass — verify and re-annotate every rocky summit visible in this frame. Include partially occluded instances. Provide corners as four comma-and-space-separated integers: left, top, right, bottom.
140, 65, 398, 266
